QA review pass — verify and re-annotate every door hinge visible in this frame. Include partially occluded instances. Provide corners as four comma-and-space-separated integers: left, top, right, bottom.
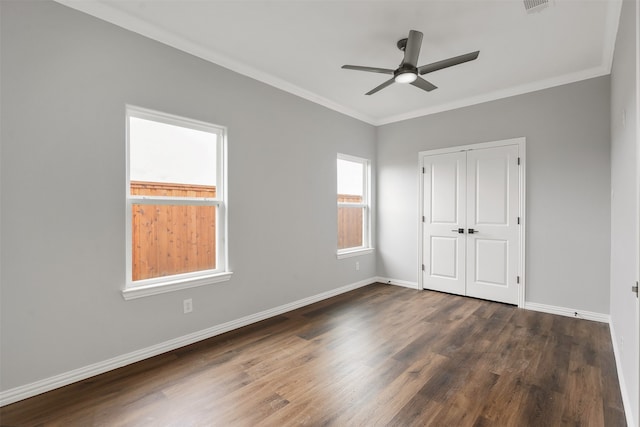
517, 276, 520, 284
517, 217, 520, 225
422, 167, 425, 173
422, 215, 425, 222
517, 157, 521, 165
633, 281, 638, 297
422, 264, 425, 271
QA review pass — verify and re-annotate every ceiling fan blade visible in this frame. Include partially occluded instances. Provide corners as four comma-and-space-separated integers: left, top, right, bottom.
366, 78, 395, 95
418, 51, 480, 75
342, 65, 394, 74
410, 77, 437, 92
403, 30, 423, 67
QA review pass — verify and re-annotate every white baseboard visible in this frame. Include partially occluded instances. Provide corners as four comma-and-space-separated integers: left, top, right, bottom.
374, 284, 610, 324
609, 320, 637, 427
0, 277, 377, 407
524, 301, 610, 323
374, 276, 420, 290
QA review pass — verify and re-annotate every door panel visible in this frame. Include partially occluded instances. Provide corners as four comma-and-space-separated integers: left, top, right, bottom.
473, 155, 509, 225
466, 145, 519, 304
430, 237, 458, 279
431, 162, 460, 223
474, 239, 508, 286
422, 152, 466, 295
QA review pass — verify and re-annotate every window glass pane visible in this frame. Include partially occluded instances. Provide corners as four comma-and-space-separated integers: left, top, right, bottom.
130, 116, 217, 196
337, 159, 363, 198
338, 206, 364, 250
132, 204, 216, 281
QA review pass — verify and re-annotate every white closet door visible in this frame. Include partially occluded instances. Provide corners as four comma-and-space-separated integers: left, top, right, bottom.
422, 152, 466, 296
465, 145, 519, 304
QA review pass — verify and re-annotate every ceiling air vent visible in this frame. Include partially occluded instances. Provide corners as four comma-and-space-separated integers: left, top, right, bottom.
523, 0, 553, 14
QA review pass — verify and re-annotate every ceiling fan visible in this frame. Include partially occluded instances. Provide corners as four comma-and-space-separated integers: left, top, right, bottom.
342, 30, 480, 95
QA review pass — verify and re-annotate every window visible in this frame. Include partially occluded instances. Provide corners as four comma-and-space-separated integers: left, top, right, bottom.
123, 106, 230, 299
337, 154, 372, 258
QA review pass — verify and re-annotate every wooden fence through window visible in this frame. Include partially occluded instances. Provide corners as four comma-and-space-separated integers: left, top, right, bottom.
130, 182, 364, 280
131, 181, 216, 281
338, 194, 364, 249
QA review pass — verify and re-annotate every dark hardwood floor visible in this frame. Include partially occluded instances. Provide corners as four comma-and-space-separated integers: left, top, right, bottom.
0, 283, 626, 426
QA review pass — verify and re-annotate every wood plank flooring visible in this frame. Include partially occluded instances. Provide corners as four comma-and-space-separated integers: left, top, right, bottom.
0, 283, 626, 426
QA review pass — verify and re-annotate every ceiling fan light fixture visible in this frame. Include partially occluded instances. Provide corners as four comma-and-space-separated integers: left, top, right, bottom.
395, 71, 417, 84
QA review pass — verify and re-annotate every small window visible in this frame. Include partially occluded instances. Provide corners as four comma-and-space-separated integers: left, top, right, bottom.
124, 106, 230, 299
337, 154, 372, 257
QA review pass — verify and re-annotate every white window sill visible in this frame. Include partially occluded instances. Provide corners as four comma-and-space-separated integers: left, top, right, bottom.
122, 272, 233, 300
336, 248, 375, 259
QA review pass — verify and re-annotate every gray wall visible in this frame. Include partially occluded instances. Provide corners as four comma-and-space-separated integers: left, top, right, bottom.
610, 0, 639, 423
377, 76, 611, 314
0, 1, 376, 391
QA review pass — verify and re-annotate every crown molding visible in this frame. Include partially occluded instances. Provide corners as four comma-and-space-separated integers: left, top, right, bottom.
375, 64, 610, 126
55, 0, 622, 127
602, 0, 624, 73
53, 0, 377, 125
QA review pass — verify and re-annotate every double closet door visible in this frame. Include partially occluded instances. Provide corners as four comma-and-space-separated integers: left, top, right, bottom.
421, 142, 522, 305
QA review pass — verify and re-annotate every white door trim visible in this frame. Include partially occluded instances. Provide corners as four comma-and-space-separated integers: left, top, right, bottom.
417, 137, 526, 307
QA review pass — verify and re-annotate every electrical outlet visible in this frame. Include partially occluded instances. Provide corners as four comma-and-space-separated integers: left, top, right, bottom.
356, 261, 360, 271
183, 298, 193, 314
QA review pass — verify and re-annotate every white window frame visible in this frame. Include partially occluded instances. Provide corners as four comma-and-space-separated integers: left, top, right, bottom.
337, 153, 373, 258
122, 106, 231, 300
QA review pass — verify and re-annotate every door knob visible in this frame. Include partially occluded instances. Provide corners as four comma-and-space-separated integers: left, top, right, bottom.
451, 228, 465, 234
468, 228, 478, 234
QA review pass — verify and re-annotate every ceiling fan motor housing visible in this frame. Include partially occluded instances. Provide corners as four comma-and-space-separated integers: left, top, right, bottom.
395, 64, 417, 76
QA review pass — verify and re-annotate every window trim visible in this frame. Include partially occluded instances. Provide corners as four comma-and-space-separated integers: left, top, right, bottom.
336, 248, 374, 259
337, 153, 372, 257
123, 105, 230, 299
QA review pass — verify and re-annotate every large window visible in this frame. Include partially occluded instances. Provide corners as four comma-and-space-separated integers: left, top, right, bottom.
123, 106, 230, 299
337, 154, 372, 257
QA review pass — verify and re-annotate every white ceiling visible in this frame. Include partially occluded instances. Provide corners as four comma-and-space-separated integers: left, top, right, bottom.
56, 0, 622, 125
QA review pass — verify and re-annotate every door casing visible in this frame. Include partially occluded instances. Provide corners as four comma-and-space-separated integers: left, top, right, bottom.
418, 137, 526, 308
